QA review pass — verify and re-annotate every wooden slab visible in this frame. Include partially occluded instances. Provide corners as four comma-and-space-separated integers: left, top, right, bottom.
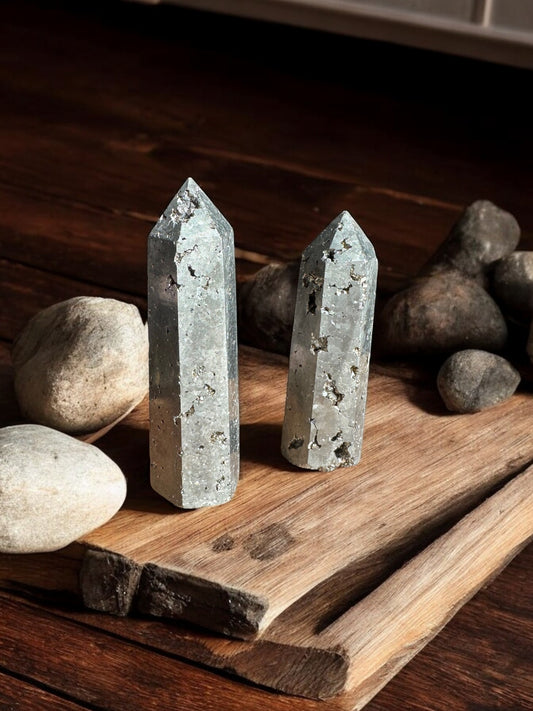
80, 467, 531, 706
2, 336, 532, 703
2, 434, 531, 708
73, 345, 533, 643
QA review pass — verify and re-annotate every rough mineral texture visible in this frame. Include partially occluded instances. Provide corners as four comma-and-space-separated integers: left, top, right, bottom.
492, 251, 533, 317
238, 261, 299, 355
12, 296, 148, 434
377, 271, 507, 356
147, 178, 239, 508
437, 350, 520, 413
421, 200, 520, 284
0, 425, 126, 553
281, 211, 377, 471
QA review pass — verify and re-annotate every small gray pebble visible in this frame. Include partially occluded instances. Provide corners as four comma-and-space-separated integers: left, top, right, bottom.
437, 349, 520, 413
0, 424, 126, 553
238, 262, 298, 355
492, 251, 533, 316
377, 271, 507, 356
12, 296, 148, 434
421, 200, 520, 284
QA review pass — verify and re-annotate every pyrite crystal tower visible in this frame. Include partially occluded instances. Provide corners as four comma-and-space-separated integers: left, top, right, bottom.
147, 178, 239, 508
281, 211, 377, 471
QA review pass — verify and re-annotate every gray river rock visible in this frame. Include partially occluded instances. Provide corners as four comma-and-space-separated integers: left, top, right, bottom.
0, 424, 126, 553
12, 296, 148, 434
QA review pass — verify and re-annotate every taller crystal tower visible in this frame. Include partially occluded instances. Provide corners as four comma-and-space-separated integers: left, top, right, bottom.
147, 178, 239, 508
281, 211, 377, 471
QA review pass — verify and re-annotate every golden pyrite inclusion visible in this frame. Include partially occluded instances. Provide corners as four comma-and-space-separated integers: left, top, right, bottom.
281, 211, 377, 471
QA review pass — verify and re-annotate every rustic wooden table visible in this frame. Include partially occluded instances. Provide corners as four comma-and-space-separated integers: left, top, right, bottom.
1, 1, 532, 709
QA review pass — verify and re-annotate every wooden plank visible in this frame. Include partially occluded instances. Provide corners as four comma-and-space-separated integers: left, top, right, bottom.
2, 314, 531, 647
2, 545, 532, 710
2, 0, 532, 227
0, 259, 146, 344
2, 475, 531, 706
0, 595, 318, 711
2, 321, 531, 703
72, 342, 533, 642
319, 467, 533, 704
1, 3, 532, 258
0, 670, 91, 711
127, 468, 532, 703
0, 125, 466, 294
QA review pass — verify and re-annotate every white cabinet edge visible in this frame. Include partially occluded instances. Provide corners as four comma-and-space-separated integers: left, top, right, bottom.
126, 0, 533, 68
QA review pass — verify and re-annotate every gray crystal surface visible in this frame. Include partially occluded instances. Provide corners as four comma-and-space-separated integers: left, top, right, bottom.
147, 178, 239, 508
281, 212, 377, 471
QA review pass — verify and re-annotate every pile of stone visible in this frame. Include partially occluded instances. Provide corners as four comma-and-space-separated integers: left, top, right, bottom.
1, 296, 148, 553
239, 200, 530, 414
376, 200, 527, 413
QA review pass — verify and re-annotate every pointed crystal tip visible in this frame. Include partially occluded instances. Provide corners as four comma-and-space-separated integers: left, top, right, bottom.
179, 176, 201, 194
305, 210, 376, 260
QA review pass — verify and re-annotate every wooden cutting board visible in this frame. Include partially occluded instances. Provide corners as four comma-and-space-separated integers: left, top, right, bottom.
1, 345, 532, 708
77, 346, 533, 632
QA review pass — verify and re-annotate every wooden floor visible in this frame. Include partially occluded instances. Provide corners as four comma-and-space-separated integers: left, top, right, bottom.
1, 0, 532, 709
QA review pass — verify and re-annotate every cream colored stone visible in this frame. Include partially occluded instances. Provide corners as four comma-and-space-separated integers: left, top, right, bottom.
12, 296, 148, 434
0, 424, 126, 553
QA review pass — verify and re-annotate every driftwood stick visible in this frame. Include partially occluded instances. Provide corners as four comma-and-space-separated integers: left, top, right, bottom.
314, 464, 533, 704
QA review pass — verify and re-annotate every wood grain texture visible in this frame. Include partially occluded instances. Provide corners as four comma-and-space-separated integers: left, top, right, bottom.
3, 548, 532, 710
3, 0, 529, 220
323, 467, 533, 704
1, 1, 532, 300
0, 670, 91, 710
0, 594, 318, 711
2, 470, 531, 705
73, 345, 533, 641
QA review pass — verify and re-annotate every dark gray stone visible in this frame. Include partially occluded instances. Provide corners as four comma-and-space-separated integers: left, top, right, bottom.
437, 349, 520, 413
492, 251, 533, 316
377, 271, 507, 356
421, 200, 520, 284
238, 261, 299, 355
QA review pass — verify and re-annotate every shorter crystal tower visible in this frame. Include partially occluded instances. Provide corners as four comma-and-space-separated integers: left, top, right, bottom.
281, 211, 377, 471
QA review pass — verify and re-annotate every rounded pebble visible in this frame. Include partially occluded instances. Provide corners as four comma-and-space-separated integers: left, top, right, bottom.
12, 296, 148, 434
0, 424, 126, 553
421, 200, 520, 283
238, 262, 298, 355
437, 349, 520, 413
377, 271, 508, 356
492, 251, 533, 316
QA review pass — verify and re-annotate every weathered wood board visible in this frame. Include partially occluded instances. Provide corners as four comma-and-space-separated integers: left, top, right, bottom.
76, 345, 533, 638
1, 341, 533, 706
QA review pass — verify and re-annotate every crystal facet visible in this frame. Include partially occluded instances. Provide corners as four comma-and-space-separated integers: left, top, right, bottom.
147, 178, 239, 508
281, 211, 377, 471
